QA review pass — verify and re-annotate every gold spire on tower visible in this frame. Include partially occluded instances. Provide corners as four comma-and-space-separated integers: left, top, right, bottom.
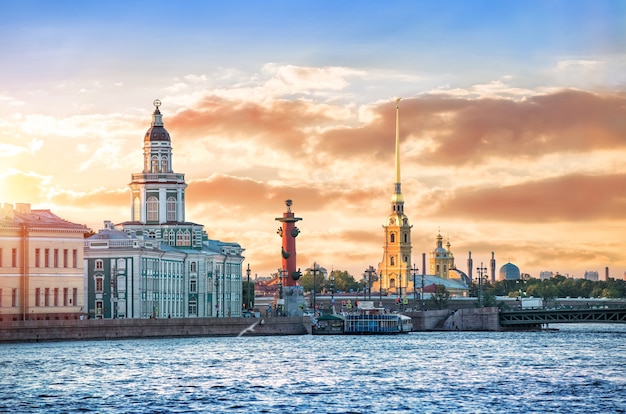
392, 98, 404, 207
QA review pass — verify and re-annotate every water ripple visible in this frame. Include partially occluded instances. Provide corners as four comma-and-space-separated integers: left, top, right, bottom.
0, 324, 625, 413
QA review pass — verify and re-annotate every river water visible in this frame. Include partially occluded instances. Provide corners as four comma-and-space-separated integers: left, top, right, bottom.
1, 324, 625, 413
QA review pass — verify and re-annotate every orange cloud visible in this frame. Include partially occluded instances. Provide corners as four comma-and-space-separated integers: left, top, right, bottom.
435, 173, 626, 222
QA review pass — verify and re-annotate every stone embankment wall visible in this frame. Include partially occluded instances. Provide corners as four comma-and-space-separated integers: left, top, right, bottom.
405, 307, 501, 331
0, 317, 309, 343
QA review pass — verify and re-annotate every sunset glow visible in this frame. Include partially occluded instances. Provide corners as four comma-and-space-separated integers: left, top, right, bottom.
1, 1, 624, 279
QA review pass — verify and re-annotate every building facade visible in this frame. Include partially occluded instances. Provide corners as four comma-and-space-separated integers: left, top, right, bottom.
378, 99, 413, 294
429, 233, 455, 278
0, 203, 89, 321
84, 101, 244, 319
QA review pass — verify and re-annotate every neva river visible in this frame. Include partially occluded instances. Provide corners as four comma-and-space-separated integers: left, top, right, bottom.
1, 324, 625, 413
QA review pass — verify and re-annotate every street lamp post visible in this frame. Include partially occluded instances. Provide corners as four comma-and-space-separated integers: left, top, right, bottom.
330, 271, 335, 312
246, 263, 251, 312
379, 271, 383, 307
278, 268, 284, 316
399, 272, 403, 311
215, 277, 220, 318
476, 262, 487, 307
306, 263, 320, 312
411, 263, 419, 311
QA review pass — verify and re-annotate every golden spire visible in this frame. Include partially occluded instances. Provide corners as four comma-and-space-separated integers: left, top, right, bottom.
395, 98, 401, 188
391, 98, 404, 207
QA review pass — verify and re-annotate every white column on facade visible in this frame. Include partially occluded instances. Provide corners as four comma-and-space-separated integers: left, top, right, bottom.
177, 188, 184, 222
159, 188, 167, 224
139, 189, 146, 224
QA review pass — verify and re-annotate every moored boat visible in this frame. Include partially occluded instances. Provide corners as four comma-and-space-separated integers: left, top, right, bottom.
312, 306, 412, 335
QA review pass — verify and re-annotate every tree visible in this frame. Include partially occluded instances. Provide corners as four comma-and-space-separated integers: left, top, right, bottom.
241, 280, 255, 310
429, 285, 450, 310
327, 270, 359, 293
300, 270, 324, 293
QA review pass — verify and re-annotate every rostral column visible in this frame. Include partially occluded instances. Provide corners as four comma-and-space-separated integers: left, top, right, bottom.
275, 199, 302, 286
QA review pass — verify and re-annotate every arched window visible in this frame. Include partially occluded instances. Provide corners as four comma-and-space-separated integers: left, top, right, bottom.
167, 197, 176, 222
133, 197, 141, 221
151, 156, 159, 173
390, 257, 395, 266
404, 233, 408, 243
176, 231, 184, 246
168, 231, 175, 246
389, 278, 396, 288
95, 259, 103, 270
147, 197, 158, 221
161, 157, 168, 173
190, 262, 197, 272
390, 233, 395, 243
183, 230, 191, 246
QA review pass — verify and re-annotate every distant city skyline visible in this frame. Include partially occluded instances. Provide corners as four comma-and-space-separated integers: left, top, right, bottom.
1, 1, 625, 279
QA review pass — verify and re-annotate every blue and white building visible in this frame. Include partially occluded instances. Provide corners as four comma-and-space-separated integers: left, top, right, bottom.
84, 101, 244, 319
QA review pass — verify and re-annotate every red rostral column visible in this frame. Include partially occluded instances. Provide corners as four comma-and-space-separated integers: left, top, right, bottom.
275, 199, 302, 287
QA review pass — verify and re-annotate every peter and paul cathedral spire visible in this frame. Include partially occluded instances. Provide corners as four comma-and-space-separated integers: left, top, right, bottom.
378, 99, 413, 296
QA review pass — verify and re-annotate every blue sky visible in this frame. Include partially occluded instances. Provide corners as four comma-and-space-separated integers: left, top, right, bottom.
1, 0, 625, 278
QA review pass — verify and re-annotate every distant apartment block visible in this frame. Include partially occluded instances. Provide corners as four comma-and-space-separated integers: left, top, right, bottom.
584, 271, 599, 281
0, 203, 89, 321
539, 271, 553, 280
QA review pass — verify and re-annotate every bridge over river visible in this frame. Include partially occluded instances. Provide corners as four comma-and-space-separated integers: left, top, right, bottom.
499, 306, 626, 329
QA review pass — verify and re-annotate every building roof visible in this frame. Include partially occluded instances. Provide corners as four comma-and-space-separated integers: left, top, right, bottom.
0, 204, 88, 232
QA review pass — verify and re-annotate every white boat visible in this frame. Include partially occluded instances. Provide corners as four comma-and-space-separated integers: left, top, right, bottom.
313, 308, 412, 335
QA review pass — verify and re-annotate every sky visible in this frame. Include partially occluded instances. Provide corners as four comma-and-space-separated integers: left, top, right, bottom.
1, 0, 625, 280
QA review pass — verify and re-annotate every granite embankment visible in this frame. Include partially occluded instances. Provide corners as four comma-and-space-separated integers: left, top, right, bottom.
0, 317, 310, 343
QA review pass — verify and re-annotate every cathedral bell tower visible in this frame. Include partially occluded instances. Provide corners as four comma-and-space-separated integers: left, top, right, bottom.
377, 99, 413, 294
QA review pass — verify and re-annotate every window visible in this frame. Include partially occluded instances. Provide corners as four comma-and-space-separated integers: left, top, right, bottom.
161, 157, 167, 173
63, 249, 68, 268
0, 288, 2, 307
168, 231, 175, 246
390, 234, 395, 243
404, 233, 408, 243
167, 197, 176, 221
63, 288, 69, 306
390, 257, 395, 266
190, 279, 197, 292
188, 298, 197, 315
73, 288, 77, 306
190, 262, 197, 272
35, 248, 40, 267
183, 230, 191, 246
45, 288, 50, 306
54, 288, 59, 306
35, 288, 41, 306
96, 301, 103, 316
147, 197, 158, 221
96, 276, 104, 292
95, 259, 104, 270
12, 289, 17, 307
54, 249, 59, 267
72, 250, 78, 268
44, 249, 50, 267
133, 196, 141, 221
176, 231, 183, 246
151, 156, 159, 173
12, 248, 17, 267
436, 264, 440, 274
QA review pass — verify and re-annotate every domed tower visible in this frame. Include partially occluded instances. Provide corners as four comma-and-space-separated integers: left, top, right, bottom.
499, 263, 520, 281
429, 233, 455, 278
129, 100, 188, 225
377, 99, 413, 294
123, 101, 203, 250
